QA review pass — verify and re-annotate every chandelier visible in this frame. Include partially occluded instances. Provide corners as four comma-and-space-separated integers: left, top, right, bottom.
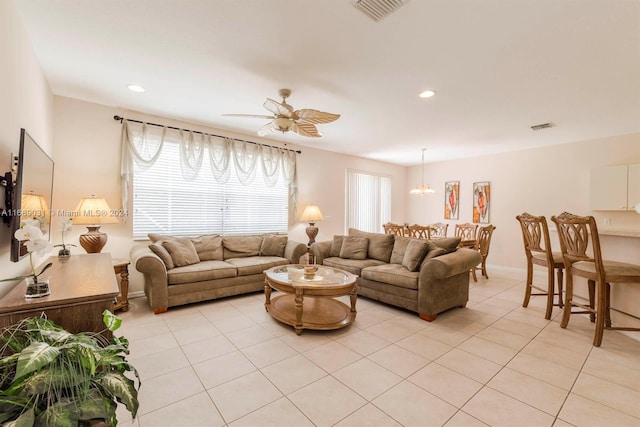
409, 148, 435, 195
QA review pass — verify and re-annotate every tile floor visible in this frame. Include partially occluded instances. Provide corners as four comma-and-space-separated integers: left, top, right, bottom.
115, 271, 640, 427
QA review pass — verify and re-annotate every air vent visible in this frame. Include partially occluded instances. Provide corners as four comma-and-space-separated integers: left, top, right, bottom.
352, 0, 410, 22
530, 122, 556, 131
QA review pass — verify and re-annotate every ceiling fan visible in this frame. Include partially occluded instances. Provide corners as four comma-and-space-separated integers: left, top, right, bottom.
223, 89, 340, 138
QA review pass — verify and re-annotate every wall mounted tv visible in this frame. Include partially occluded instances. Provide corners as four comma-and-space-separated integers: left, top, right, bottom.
5, 129, 55, 262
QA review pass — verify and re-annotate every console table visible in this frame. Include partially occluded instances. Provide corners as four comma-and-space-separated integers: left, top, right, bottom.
0, 253, 119, 337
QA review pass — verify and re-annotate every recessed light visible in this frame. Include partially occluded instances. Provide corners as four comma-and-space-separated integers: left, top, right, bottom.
419, 90, 436, 98
127, 84, 145, 93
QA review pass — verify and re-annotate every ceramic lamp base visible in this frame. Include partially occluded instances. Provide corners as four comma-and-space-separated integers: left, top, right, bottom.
79, 226, 108, 253
305, 223, 319, 246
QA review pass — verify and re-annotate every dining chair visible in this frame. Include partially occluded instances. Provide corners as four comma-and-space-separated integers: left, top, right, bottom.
427, 222, 448, 239
455, 223, 478, 248
407, 224, 430, 239
516, 213, 564, 320
475, 224, 496, 279
383, 222, 405, 237
551, 212, 640, 347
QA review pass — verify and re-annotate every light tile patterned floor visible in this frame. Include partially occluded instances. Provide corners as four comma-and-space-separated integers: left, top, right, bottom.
115, 271, 640, 426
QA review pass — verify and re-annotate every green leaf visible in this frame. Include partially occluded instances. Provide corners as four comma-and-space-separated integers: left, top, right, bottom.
35, 263, 52, 278
75, 389, 116, 423
101, 310, 122, 332
22, 366, 90, 396
14, 342, 59, 381
34, 399, 77, 427
97, 372, 139, 417
2, 407, 34, 427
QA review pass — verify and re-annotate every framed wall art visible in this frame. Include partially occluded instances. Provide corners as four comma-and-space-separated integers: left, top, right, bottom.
444, 181, 459, 220
473, 181, 490, 223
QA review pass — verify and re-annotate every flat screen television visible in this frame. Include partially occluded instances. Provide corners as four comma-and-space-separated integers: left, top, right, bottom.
8, 129, 55, 262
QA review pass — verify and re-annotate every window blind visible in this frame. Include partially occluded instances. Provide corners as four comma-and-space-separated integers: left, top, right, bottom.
345, 169, 391, 233
133, 141, 288, 239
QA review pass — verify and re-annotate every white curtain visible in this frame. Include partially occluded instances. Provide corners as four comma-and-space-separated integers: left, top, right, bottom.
120, 119, 298, 219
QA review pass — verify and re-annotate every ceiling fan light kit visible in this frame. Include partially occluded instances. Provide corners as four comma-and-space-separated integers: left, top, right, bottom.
225, 88, 340, 138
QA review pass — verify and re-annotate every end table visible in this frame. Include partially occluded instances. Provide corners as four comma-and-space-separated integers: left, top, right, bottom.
112, 259, 130, 312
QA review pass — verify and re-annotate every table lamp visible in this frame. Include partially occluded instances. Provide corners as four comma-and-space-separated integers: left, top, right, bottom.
73, 196, 119, 253
21, 192, 50, 233
300, 205, 324, 246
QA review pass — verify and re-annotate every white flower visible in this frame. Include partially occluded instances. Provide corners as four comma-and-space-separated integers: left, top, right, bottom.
25, 238, 53, 256
58, 216, 73, 233
14, 224, 43, 242
22, 218, 41, 228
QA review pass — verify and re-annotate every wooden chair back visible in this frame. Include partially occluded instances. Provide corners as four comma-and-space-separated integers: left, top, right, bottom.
427, 222, 448, 239
515, 212, 555, 264
454, 223, 478, 241
407, 224, 430, 239
383, 222, 405, 237
551, 212, 601, 274
477, 224, 496, 258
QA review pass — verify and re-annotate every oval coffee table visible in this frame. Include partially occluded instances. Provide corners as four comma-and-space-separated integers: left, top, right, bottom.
264, 264, 358, 335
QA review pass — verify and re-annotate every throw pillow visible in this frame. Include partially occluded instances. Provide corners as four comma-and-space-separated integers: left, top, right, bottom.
162, 238, 200, 267
191, 234, 223, 261
432, 237, 462, 254
339, 236, 369, 260
222, 235, 263, 259
330, 236, 345, 257
148, 233, 178, 243
260, 234, 288, 257
149, 241, 175, 270
402, 239, 431, 272
348, 228, 395, 262
390, 236, 412, 264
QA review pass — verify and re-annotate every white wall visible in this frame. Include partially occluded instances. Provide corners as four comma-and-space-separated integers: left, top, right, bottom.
0, 0, 54, 296
407, 133, 640, 326
52, 96, 408, 295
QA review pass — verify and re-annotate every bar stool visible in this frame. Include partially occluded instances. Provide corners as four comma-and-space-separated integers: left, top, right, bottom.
516, 213, 564, 320
551, 212, 640, 347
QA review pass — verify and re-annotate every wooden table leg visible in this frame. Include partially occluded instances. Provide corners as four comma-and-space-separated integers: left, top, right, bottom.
350, 285, 358, 319
264, 280, 272, 312
294, 288, 304, 335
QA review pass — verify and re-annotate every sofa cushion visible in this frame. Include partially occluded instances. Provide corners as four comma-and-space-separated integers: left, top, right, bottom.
260, 234, 288, 257
361, 264, 419, 290
223, 235, 263, 259
225, 256, 289, 276
167, 260, 237, 285
330, 236, 345, 257
339, 236, 369, 260
348, 228, 395, 262
163, 239, 200, 267
323, 256, 385, 276
402, 239, 431, 272
192, 234, 223, 261
432, 237, 462, 254
390, 236, 412, 264
149, 241, 175, 270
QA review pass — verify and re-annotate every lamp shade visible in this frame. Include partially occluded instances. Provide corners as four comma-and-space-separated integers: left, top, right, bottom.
300, 205, 324, 222
21, 193, 50, 225
73, 197, 119, 225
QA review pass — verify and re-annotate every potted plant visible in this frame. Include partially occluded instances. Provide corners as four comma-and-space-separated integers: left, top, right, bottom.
0, 310, 140, 426
54, 215, 76, 258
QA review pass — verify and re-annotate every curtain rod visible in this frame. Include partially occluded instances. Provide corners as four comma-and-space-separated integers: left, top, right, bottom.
113, 115, 301, 154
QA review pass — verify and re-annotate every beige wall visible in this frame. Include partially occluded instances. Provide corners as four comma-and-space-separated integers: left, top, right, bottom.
407, 133, 640, 326
52, 96, 408, 295
0, 0, 54, 296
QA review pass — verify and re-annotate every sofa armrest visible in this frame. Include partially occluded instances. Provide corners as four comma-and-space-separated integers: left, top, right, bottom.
310, 240, 331, 265
420, 248, 481, 280
284, 240, 308, 264
130, 244, 169, 314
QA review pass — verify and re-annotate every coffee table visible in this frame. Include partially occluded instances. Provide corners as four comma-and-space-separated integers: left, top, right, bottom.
264, 264, 358, 335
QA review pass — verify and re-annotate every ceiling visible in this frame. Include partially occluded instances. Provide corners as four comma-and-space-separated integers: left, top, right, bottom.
14, 0, 640, 165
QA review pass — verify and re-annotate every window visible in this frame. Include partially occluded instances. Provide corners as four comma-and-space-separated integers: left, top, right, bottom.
345, 169, 391, 233
132, 141, 289, 239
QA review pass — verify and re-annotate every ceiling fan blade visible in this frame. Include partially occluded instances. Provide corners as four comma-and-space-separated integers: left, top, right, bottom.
294, 109, 340, 124
263, 98, 293, 117
291, 122, 321, 137
222, 114, 275, 119
257, 121, 279, 137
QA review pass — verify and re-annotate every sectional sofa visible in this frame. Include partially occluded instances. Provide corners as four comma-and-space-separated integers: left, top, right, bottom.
311, 228, 481, 320
131, 233, 308, 313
